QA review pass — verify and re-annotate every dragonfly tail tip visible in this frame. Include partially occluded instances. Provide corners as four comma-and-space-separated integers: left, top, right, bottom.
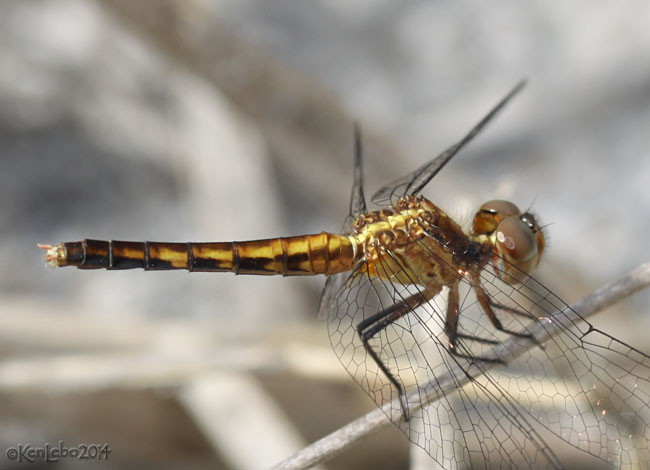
38, 243, 64, 268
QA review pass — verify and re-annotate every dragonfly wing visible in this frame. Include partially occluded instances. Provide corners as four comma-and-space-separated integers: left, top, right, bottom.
411, 233, 650, 468
348, 123, 367, 221
371, 80, 526, 207
466, 260, 650, 469
370, 144, 459, 208
319, 126, 368, 319
325, 239, 563, 469
319, 266, 362, 321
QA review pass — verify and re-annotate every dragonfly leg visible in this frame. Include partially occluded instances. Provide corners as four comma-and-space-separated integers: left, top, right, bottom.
446, 284, 505, 364
485, 298, 545, 349
356, 289, 436, 421
488, 299, 537, 321
473, 280, 543, 348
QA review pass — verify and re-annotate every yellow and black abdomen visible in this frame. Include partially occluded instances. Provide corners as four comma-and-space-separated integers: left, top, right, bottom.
41, 233, 357, 276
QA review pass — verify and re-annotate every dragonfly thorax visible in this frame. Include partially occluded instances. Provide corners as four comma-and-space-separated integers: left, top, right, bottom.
349, 195, 485, 286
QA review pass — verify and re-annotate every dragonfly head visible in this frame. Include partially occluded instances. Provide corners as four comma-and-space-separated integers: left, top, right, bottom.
471, 200, 546, 284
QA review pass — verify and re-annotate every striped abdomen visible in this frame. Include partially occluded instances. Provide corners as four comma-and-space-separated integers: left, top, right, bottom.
40, 233, 357, 276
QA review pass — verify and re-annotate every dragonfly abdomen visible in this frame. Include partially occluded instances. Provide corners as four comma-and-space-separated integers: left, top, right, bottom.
40, 233, 356, 276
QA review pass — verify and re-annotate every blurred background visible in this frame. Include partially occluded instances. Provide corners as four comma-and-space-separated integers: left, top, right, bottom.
1, 0, 650, 469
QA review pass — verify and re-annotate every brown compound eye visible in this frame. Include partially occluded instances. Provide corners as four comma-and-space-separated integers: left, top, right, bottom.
472, 200, 521, 235
494, 214, 545, 284
519, 212, 545, 257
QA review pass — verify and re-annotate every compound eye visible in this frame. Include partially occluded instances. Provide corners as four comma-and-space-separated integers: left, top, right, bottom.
519, 212, 546, 259
480, 200, 520, 216
472, 200, 521, 235
495, 216, 540, 284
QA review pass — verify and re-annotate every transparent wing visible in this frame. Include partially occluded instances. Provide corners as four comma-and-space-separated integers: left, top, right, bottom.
460, 259, 650, 469
325, 244, 561, 469
348, 123, 367, 220
319, 124, 367, 318
324, 231, 650, 469
371, 80, 526, 207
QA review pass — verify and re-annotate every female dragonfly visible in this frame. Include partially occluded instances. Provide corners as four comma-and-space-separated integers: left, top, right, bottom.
41, 82, 650, 469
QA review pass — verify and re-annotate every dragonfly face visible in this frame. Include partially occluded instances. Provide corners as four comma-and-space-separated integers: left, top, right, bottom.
471, 200, 546, 285
41, 81, 650, 469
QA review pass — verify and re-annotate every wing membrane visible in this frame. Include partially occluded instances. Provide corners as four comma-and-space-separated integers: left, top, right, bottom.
474, 264, 650, 468
348, 123, 367, 220
417, 233, 650, 467
319, 126, 368, 318
371, 80, 526, 206
324, 239, 562, 469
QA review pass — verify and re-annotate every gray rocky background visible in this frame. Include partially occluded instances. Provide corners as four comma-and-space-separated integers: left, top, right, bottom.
1, 1, 649, 468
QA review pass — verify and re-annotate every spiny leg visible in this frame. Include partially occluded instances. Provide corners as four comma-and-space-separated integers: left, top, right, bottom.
356, 289, 436, 421
446, 284, 505, 364
484, 298, 545, 350
488, 300, 538, 321
472, 275, 543, 348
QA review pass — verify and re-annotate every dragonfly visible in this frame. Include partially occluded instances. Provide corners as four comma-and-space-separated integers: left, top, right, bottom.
40, 81, 650, 469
